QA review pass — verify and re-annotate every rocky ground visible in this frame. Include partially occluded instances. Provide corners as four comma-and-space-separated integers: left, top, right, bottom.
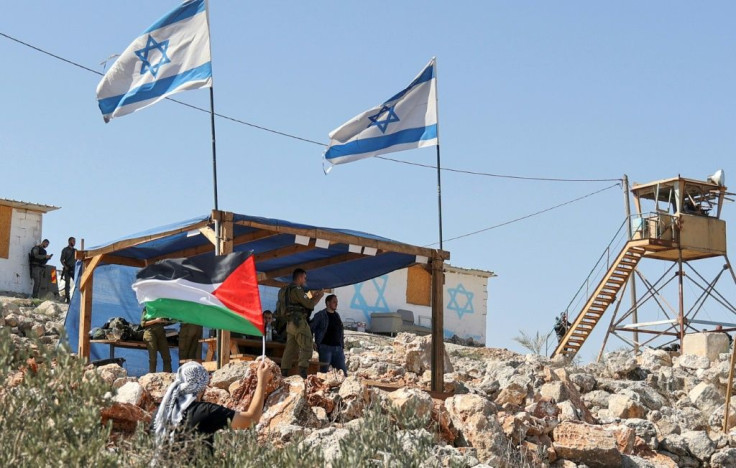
3, 294, 736, 467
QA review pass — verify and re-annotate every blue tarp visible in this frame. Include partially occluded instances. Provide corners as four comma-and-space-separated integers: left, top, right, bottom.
64, 212, 430, 376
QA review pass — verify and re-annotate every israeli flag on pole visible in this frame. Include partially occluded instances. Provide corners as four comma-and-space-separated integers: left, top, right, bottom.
324, 58, 438, 166
96, 0, 212, 123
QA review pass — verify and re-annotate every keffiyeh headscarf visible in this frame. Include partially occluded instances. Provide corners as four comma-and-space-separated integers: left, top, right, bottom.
153, 362, 210, 441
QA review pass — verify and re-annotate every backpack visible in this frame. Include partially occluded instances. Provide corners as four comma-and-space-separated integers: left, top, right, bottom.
274, 285, 295, 335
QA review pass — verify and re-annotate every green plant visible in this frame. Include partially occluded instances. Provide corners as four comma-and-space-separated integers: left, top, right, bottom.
512, 329, 553, 356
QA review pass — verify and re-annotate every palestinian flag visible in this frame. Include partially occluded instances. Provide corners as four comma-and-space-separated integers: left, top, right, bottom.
132, 251, 263, 335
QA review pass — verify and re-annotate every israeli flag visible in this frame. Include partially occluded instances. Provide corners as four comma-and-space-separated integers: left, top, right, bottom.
324, 58, 438, 166
96, 0, 212, 123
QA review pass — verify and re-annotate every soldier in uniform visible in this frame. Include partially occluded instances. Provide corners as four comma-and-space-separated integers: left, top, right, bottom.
141, 307, 173, 373
280, 268, 324, 378
178, 322, 203, 361
29, 239, 52, 298
60, 237, 76, 303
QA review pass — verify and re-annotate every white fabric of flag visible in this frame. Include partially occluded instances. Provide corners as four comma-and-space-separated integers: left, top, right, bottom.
324, 58, 438, 166
96, 0, 212, 123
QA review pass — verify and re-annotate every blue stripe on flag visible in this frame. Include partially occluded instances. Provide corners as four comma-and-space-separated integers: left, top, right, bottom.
98, 62, 212, 115
383, 63, 435, 104
325, 124, 437, 160
143, 0, 206, 34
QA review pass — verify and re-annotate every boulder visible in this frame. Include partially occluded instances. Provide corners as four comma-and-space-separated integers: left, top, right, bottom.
386, 387, 433, 419
526, 397, 560, 420
392, 334, 454, 375
660, 434, 688, 457
676, 353, 711, 370
583, 389, 612, 409
683, 332, 730, 362
711, 448, 736, 468
552, 421, 622, 468
113, 381, 150, 408
4, 313, 18, 328
203, 387, 231, 406
680, 430, 715, 462
138, 372, 176, 403
100, 402, 151, 433
337, 376, 374, 420
1, 302, 21, 317
44, 321, 61, 335
540, 381, 569, 402
494, 382, 527, 407
445, 406, 511, 466
688, 381, 724, 414
570, 372, 596, 393
621, 418, 658, 450
210, 360, 253, 390
557, 401, 580, 422
608, 392, 646, 419
605, 351, 638, 378
637, 348, 672, 371
259, 375, 317, 433
229, 359, 282, 411
35, 300, 62, 317
298, 427, 350, 464
96, 364, 127, 386
28, 323, 45, 338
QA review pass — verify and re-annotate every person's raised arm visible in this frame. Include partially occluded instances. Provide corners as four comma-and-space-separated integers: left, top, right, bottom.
231, 360, 272, 429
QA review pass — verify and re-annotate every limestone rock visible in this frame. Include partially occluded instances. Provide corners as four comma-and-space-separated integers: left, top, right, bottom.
35, 300, 62, 317
138, 372, 176, 403
605, 351, 638, 378
557, 401, 580, 422
676, 353, 711, 370
113, 381, 149, 408
203, 387, 231, 406
583, 389, 612, 409
4, 313, 18, 328
100, 402, 151, 433
621, 418, 658, 450
526, 397, 560, 420
96, 364, 127, 386
298, 427, 350, 464
637, 348, 672, 372
683, 332, 730, 362
570, 372, 596, 393
680, 430, 715, 462
393, 333, 454, 375
386, 387, 433, 419
608, 392, 646, 419
337, 376, 374, 420
540, 381, 569, 402
259, 376, 317, 433
210, 360, 253, 390
230, 359, 283, 411
494, 382, 527, 407
688, 381, 724, 414
711, 448, 736, 468
552, 421, 622, 468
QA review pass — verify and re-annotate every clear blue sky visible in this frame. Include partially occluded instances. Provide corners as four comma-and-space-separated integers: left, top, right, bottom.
2, 2, 735, 360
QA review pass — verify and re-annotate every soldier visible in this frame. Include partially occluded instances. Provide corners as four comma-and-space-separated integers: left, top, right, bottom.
29, 239, 52, 298
178, 322, 203, 361
279, 268, 324, 378
60, 237, 76, 303
141, 307, 172, 373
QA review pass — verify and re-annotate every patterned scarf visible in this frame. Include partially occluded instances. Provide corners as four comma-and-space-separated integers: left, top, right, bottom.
153, 362, 210, 441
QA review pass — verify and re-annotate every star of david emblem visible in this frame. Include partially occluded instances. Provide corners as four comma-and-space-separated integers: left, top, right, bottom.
135, 35, 171, 78
350, 275, 390, 322
447, 284, 474, 319
367, 105, 400, 133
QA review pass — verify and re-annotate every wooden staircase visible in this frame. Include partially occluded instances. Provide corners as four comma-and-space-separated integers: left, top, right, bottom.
551, 240, 649, 359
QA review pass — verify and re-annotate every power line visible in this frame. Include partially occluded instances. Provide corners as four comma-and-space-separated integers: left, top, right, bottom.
426, 183, 620, 246
2, 31, 620, 184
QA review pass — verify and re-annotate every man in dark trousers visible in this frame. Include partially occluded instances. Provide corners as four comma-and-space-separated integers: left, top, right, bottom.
311, 294, 348, 376
60, 237, 76, 303
280, 268, 324, 378
29, 239, 52, 298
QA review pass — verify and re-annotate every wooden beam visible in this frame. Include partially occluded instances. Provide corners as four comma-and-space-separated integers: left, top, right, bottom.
430, 252, 445, 392
261, 252, 368, 280
218, 212, 234, 368
254, 242, 316, 263
78, 258, 95, 360
199, 226, 218, 246
234, 219, 449, 261
146, 230, 278, 264
80, 219, 210, 259
79, 254, 103, 290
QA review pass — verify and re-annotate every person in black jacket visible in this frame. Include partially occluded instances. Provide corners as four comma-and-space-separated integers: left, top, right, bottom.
60, 237, 76, 303
29, 239, 52, 298
310, 295, 347, 376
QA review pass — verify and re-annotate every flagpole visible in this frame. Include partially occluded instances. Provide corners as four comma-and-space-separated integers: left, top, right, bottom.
433, 57, 443, 250
210, 87, 219, 212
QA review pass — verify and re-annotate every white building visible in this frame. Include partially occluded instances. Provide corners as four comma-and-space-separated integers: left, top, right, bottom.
332, 264, 495, 345
0, 198, 59, 295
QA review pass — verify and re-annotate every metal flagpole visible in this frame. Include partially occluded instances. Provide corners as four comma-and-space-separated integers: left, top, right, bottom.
210, 86, 219, 212
433, 57, 443, 249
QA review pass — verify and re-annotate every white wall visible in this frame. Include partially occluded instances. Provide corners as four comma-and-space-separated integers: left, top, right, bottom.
0, 208, 43, 294
332, 267, 489, 344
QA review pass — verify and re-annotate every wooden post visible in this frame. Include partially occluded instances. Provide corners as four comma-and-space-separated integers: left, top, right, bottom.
218, 211, 234, 368
78, 258, 96, 360
430, 251, 445, 392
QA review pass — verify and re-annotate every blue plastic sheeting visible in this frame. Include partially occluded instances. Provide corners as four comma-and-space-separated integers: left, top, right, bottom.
65, 212, 430, 376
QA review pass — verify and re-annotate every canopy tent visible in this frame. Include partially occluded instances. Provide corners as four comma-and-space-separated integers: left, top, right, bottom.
68, 210, 450, 389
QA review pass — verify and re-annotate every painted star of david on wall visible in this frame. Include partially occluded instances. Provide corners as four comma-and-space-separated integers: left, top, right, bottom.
447, 284, 474, 319
135, 35, 171, 78
367, 105, 400, 133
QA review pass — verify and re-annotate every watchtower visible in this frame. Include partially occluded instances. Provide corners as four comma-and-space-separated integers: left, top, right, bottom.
552, 172, 735, 359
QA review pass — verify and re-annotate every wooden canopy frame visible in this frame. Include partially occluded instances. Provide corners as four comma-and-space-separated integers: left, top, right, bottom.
75, 210, 451, 391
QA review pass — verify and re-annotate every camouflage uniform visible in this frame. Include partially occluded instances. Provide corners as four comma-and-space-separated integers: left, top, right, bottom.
280, 284, 321, 375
